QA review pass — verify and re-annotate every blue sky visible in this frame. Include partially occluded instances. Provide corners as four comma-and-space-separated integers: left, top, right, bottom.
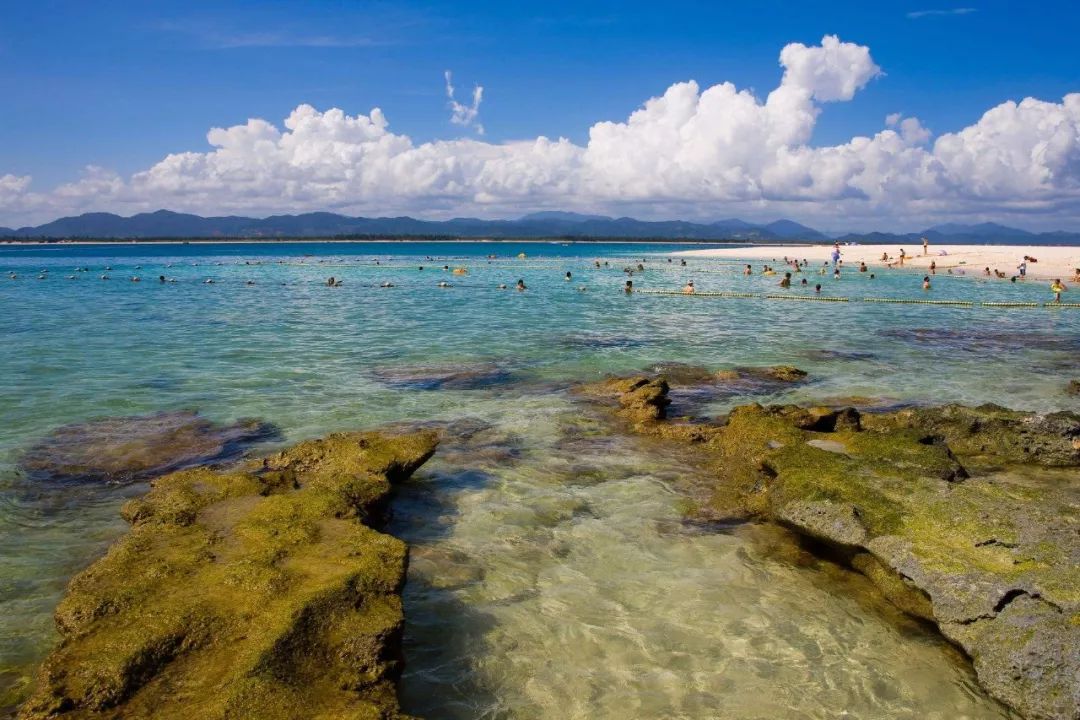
1, 0, 1079, 229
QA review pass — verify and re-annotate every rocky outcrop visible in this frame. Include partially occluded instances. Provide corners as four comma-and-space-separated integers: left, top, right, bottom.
19, 429, 438, 720
19, 411, 279, 484
581, 377, 1080, 720
582, 365, 810, 421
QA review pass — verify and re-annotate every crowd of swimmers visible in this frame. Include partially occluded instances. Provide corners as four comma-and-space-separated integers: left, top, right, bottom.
7, 253, 1078, 303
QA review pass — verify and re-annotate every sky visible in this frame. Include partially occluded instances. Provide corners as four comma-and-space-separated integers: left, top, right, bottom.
1, 0, 1079, 231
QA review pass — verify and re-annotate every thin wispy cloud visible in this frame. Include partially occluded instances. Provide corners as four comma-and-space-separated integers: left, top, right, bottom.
444, 71, 484, 135
907, 8, 977, 19
155, 20, 387, 49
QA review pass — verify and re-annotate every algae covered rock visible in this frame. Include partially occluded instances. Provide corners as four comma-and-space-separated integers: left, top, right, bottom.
577, 376, 671, 424
19, 410, 279, 484
20, 428, 437, 720
585, 375, 1080, 720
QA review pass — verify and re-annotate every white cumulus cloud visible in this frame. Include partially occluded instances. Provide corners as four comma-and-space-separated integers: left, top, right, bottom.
2, 35, 1080, 230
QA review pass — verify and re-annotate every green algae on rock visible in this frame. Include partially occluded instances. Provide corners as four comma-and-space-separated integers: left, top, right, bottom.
19, 429, 438, 720
579, 376, 1080, 720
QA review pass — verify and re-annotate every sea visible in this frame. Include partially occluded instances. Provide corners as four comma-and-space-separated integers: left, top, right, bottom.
3, 240, 1077, 718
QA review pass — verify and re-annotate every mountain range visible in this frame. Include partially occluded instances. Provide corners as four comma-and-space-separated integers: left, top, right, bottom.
2, 210, 1078, 245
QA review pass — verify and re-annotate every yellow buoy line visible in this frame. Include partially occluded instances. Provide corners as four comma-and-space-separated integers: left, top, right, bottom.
636, 289, 1077, 309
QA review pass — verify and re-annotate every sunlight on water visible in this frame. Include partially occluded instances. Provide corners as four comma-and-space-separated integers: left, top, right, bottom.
391, 402, 1011, 720
2, 241, 1069, 716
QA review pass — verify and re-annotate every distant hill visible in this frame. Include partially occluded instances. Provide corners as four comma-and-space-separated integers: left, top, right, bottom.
1, 209, 1078, 244
925, 222, 1034, 238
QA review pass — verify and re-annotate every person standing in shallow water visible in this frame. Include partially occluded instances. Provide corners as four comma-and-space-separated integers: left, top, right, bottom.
624, 280, 633, 293
923, 276, 932, 290
779, 272, 791, 288
1050, 278, 1067, 303
682, 280, 695, 294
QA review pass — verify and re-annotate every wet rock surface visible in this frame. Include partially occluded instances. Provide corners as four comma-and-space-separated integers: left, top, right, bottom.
18, 411, 279, 484
583, 364, 811, 418
581, 376, 1080, 720
19, 428, 438, 720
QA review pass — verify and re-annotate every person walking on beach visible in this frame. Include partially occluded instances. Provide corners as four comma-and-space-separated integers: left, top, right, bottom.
922, 237, 929, 256
899, 249, 906, 266
1017, 261, 1027, 279
1050, 279, 1067, 303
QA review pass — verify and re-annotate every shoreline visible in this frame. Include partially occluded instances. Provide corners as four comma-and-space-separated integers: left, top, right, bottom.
674, 243, 1080, 281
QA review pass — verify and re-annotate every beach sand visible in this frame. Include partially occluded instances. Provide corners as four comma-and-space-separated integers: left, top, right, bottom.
675, 243, 1080, 281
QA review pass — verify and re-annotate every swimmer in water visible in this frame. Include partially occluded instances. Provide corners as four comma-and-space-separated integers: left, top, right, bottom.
922, 276, 931, 290
801, 278, 808, 285
438, 281, 452, 288
327, 277, 336, 287
380, 281, 394, 288
859, 262, 867, 272
565, 271, 572, 281
744, 264, 752, 276
516, 279, 527, 291
814, 283, 821, 294
833, 268, 841, 279
131, 276, 140, 282
682, 280, 695, 294
497, 283, 507, 289
159, 275, 166, 283
1050, 278, 1068, 303
624, 280, 633, 293
779, 272, 791, 288
204, 278, 215, 284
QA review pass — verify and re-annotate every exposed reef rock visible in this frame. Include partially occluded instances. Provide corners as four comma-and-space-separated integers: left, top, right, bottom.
579, 375, 1080, 720
19, 411, 279, 484
585, 365, 810, 420
19, 429, 438, 720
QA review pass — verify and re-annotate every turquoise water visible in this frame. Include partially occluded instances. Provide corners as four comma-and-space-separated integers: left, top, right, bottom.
2, 240, 1076, 717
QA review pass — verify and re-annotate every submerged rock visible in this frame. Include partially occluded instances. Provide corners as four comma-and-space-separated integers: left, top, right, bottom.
586, 376, 1080, 720
19, 411, 279, 484
19, 428, 438, 720
1069, 380, 1080, 395
370, 362, 517, 391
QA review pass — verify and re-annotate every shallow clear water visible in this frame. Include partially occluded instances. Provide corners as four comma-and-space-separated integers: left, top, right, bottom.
3, 240, 1075, 717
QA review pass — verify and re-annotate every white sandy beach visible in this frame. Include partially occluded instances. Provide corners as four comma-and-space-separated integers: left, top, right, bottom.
675, 244, 1080, 281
